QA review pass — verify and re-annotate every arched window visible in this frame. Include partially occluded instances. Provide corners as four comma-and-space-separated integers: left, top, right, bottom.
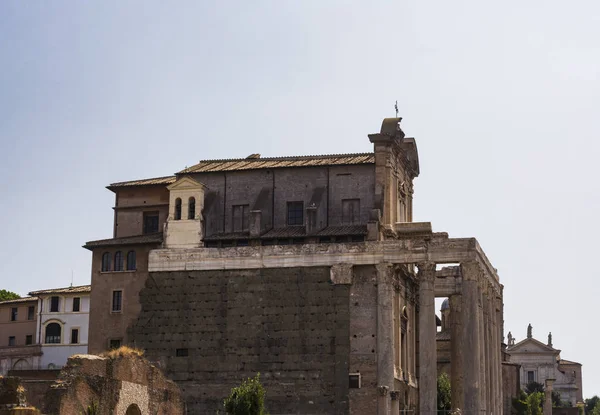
45, 322, 61, 344
188, 197, 196, 220
102, 252, 111, 272
114, 251, 123, 271
126, 251, 136, 271
174, 198, 182, 220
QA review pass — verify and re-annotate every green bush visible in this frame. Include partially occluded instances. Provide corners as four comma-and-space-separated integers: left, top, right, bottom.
437, 373, 451, 410
224, 374, 267, 415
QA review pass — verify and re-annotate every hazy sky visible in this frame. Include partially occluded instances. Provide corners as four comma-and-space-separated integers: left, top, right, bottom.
1, 1, 599, 398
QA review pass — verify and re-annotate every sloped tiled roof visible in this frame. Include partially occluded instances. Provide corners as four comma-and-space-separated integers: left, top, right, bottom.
179, 153, 374, 174
559, 359, 581, 366
29, 285, 91, 296
0, 296, 38, 305
436, 331, 451, 341
203, 232, 250, 241
315, 225, 367, 236
107, 176, 176, 189
261, 227, 307, 239
83, 233, 163, 250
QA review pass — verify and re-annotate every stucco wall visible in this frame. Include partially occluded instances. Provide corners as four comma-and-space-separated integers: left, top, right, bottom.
88, 244, 156, 354
0, 301, 37, 348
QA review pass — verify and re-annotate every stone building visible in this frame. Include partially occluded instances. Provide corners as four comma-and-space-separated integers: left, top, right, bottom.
0, 297, 40, 374
507, 325, 583, 406
28, 285, 90, 370
85, 117, 506, 414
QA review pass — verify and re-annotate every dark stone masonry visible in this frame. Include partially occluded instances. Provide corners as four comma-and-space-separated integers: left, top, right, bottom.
131, 267, 350, 414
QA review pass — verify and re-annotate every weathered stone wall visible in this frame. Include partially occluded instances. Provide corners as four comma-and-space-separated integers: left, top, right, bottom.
348, 265, 377, 415
131, 267, 350, 414
44, 353, 183, 415
502, 362, 521, 415
189, 164, 376, 237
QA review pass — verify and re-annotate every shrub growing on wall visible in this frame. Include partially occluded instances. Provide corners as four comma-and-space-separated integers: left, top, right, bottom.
224, 374, 267, 415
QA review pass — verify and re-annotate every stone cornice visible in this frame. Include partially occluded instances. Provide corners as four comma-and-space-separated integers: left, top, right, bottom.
149, 234, 502, 295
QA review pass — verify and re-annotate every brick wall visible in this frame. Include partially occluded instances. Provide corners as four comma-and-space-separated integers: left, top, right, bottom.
88, 245, 157, 354
131, 267, 350, 414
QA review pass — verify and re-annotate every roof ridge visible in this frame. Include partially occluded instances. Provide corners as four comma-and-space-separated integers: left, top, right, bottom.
186, 152, 374, 164
109, 175, 176, 187
29, 284, 91, 294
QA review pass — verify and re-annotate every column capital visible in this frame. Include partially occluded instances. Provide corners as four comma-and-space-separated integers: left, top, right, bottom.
375, 262, 394, 284
330, 263, 353, 285
417, 261, 436, 283
377, 385, 389, 396
460, 260, 484, 282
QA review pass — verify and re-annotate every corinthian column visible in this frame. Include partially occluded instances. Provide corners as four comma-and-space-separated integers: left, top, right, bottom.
449, 294, 464, 411
461, 261, 481, 414
376, 263, 394, 415
418, 261, 437, 414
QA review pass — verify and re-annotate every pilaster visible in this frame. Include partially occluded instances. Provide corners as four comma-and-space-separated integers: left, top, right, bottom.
376, 263, 394, 415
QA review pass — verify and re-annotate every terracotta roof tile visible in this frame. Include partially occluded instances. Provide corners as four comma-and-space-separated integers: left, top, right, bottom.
29, 285, 91, 296
261, 227, 307, 239
315, 225, 367, 236
107, 176, 176, 189
83, 233, 163, 250
0, 297, 38, 305
179, 153, 374, 174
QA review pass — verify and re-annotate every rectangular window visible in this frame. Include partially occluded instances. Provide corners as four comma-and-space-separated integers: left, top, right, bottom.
25, 335, 33, 345
109, 339, 121, 350
72, 298, 81, 312
342, 198, 361, 224
8, 336, 15, 346
27, 306, 34, 320
50, 296, 60, 312
349, 373, 361, 389
71, 328, 79, 344
10, 307, 17, 321
527, 371, 535, 383
176, 348, 189, 357
143, 212, 160, 234
232, 204, 249, 232
112, 291, 122, 312
287, 201, 304, 226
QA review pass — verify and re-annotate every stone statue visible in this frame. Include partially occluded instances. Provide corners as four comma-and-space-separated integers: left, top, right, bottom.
507, 331, 514, 346
527, 323, 532, 339
548, 332, 553, 347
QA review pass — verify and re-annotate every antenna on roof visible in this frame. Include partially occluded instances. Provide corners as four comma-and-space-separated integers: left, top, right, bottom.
395, 101, 399, 118
70, 270, 74, 288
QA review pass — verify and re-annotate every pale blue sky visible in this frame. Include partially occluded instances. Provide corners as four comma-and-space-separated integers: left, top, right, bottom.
1, 1, 599, 398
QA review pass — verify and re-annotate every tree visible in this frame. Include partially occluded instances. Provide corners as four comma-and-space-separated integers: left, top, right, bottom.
587, 397, 600, 414
591, 401, 600, 415
437, 373, 451, 411
224, 374, 267, 415
525, 382, 545, 395
0, 290, 20, 302
513, 389, 529, 415
526, 392, 543, 415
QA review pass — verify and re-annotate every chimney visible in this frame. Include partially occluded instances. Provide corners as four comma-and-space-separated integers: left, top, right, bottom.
305, 204, 318, 234
249, 210, 262, 238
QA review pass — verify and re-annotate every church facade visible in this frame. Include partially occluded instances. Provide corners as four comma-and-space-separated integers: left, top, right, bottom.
507, 325, 583, 406
85, 118, 506, 414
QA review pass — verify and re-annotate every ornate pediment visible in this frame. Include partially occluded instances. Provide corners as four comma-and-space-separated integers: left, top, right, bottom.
508, 337, 560, 355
